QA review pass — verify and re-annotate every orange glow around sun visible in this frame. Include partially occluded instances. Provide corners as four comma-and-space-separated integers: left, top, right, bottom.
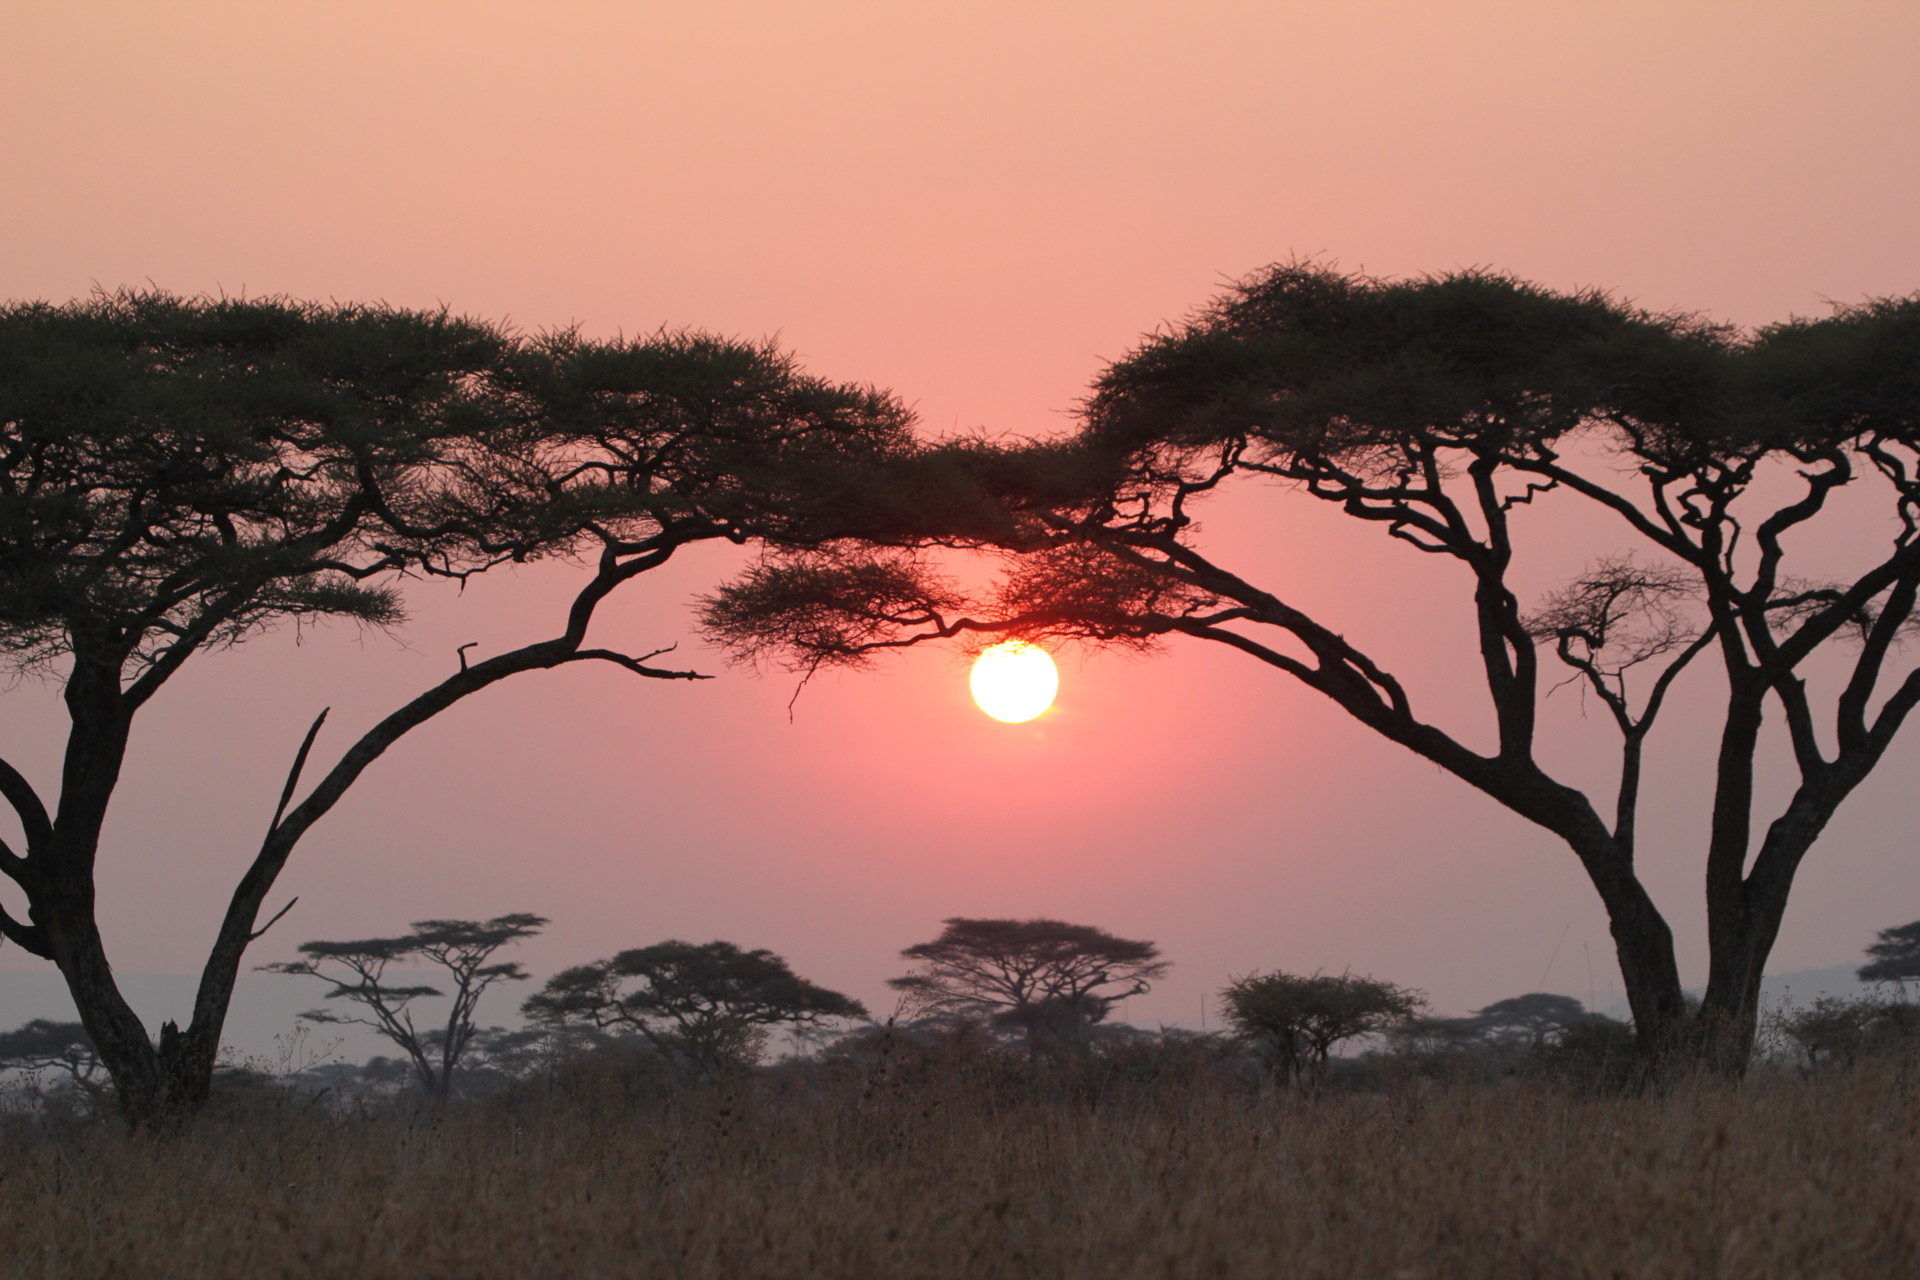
969, 641, 1059, 723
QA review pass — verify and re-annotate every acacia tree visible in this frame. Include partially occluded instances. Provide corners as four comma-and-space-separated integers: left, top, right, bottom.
1858, 920, 1920, 988
1473, 993, 1592, 1050
706, 264, 1920, 1070
887, 917, 1168, 1054
0, 290, 921, 1122
1221, 970, 1425, 1087
0, 1018, 106, 1106
523, 939, 865, 1073
261, 913, 544, 1097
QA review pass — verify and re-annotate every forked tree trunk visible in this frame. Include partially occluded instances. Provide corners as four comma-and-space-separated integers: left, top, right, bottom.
1694, 809, 1832, 1074
46, 919, 220, 1124
1598, 841, 1825, 1078
13, 593, 694, 1125
1591, 869, 1791, 1078
23, 674, 217, 1124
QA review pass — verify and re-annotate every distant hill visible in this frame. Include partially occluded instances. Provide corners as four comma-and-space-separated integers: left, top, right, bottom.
1755, 963, 1883, 1006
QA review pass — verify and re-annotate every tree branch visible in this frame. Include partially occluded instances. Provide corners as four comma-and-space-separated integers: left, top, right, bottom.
248, 897, 299, 943
270, 710, 330, 832
570, 647, 709, 681
1836, 568, 1920, 752
0, 753, 52, 853
185, 545, 692, 1050
0, 898, 50, 957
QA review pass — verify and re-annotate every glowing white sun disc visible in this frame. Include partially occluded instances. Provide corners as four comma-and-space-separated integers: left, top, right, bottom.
969, 641, 1059, 723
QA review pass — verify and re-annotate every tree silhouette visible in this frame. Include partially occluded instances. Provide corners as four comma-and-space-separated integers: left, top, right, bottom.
0, 290, 923, 1122
1221, 971, 1425, 1087
1858, 920, 1920, 988
0, 1018, 106, 1105
887, 917, 1168, 1055
523, 939, 865, 1074
1474, 993, 1592, 1050
707, 263, 1920, 1070
261, 913, 545, 1098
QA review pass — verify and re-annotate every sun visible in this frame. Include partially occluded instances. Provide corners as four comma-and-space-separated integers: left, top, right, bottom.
969, 640, 1059, 723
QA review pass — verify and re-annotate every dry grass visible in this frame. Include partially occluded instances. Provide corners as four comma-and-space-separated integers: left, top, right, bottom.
2, 1060, 1917, 1279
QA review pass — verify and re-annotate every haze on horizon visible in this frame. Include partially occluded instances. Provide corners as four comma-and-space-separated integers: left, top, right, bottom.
3, 1, 1917, 1051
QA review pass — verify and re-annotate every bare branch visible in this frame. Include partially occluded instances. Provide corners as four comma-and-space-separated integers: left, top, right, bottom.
569, 647, 709, 682
269, 710, 330, 833
0, 753, 52, 853
0, 898, 50, 957
247, 897, 299, 943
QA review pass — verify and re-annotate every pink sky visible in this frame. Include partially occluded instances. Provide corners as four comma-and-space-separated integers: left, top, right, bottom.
3, 2, 1918, 1045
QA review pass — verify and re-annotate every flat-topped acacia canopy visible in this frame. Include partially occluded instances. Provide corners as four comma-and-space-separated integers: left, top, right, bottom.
0, 289, 920, 1122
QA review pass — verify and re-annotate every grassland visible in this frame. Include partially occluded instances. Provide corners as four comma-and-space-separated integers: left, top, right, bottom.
3, 1056, 1916, 1279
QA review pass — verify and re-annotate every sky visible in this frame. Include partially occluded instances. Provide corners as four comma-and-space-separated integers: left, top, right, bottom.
3, 1, 1918, 1056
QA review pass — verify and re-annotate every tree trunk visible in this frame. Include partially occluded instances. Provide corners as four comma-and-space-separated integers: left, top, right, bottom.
46, 921, 217, 1124
1564, 831, 1691, 1071
1696, 803, 1830, 1074
1604, 893, 1689, 1064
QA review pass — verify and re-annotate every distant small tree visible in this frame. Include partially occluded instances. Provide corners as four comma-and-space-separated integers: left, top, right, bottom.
1387, 1014, 1489, 1058
0, 1018, 107, 1105
448, 1025, 549, 1090
1858, 920, 1920, 989
523, 940, 865, 1075
1221, 971, 1425, 1087
1529, 1011, 1640, 1087
1475, 993, 1591, 1050
1779, 995, 1879, 1069
261, 913, 544, 1097
1777, 994, 1920, 1069
888, 918, 1170, 1056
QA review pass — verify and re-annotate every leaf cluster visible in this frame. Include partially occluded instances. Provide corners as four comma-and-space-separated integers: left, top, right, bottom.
0, 291, 926, 681
1776, 994, 1920, 1068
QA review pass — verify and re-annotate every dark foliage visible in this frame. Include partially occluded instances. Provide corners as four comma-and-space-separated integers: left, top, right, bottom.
1221, 970, 1425, 1087
1474, 993, 1593, 1048
1777, 995, 1920, 1069
888, 917, 1169, 1056
1858, 920, 1920, 985
524, 939, 866, 1074
0, 1019, 106, 1106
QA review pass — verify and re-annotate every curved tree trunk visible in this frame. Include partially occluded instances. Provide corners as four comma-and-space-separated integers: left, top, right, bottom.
42, 898, 226, 1124
1600, 890, 1691, 1065
5, 559, 702, 1126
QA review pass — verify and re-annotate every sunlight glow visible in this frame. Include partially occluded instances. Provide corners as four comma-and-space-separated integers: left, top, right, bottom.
969, 641, 1059, 723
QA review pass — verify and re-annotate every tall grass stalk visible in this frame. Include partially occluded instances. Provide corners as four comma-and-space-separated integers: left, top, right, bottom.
2, 1060, 1915, 1278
